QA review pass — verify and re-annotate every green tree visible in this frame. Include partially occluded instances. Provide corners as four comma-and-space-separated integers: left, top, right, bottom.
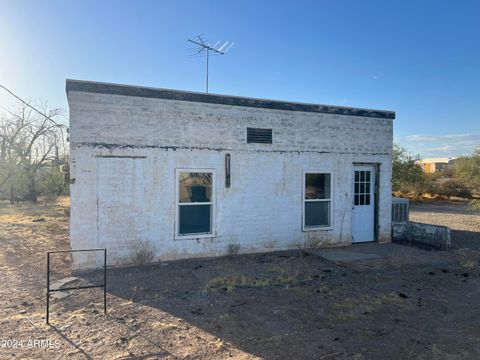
392, 144, 427, 195
455, 148, 480, 191
39, 165, 67, 200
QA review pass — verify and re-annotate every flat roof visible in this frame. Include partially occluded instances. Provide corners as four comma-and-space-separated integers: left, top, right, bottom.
66, 79, 395, 119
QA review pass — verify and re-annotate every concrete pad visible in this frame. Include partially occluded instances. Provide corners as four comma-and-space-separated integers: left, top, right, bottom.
314, 243, 454, 268
50, 276, 79, 290
50, 291, 72, 300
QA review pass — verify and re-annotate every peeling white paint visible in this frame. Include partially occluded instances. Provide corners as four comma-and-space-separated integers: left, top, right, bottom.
68, 91, 393, 268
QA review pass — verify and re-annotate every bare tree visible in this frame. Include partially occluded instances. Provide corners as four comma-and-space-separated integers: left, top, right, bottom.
0, 103, 67, 202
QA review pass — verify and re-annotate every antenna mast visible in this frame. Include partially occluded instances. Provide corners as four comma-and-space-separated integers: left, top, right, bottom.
188, 34, 234, 93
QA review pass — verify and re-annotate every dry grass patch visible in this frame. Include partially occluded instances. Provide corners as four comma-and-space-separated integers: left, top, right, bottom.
214, 338, 226, 352
295, 238, 323, 255
456, 249, 480, 269
205, 264, 318, 291
149, 320, 179, 332
327, 293, 411, 322
387, 250, 415, 268
0, 197, 69, 242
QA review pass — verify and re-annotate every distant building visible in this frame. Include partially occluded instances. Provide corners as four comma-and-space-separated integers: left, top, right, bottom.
417, 157, 456, 173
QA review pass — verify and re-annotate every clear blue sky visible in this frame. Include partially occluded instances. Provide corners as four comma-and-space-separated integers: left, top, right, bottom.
1, 0, 479, 158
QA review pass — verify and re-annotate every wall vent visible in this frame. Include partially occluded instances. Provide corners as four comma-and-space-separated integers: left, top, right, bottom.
247, 127, 273, 144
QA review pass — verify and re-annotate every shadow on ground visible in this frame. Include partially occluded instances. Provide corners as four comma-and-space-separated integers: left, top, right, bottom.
451, 229, 480, 250
74, 246, 480, 359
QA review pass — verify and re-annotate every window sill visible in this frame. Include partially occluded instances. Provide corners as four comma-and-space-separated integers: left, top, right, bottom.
175, 233, 216, 240
302, 226, 333, 232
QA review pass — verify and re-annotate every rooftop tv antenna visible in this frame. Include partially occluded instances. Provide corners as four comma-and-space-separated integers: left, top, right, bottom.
188, 34, 234, 93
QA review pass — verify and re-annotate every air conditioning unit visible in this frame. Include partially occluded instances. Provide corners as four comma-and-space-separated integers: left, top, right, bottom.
392, 197, 409, 223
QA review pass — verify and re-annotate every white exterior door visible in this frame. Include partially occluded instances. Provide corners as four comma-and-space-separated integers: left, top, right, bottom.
351, 165, 375, 243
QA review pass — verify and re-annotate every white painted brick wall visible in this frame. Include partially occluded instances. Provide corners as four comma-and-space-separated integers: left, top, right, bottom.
68, 91, 393, 268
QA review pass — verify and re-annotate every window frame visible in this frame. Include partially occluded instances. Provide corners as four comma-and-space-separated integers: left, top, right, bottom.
175, 168, 216, 240
302, 170, 334, 231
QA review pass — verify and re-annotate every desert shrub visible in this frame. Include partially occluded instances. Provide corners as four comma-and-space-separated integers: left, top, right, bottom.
392, 144, 427, 197
423, 172, 444, 182
1, 164, 69, 202
455, 148, 480, 191
127, 240, 156, 266
226, 243, 240, 257
469, 199, 480, 211
0, 167, 30, 202
39, 166, 67, 200
437, 180, 471, 199
295, 238, 322, 255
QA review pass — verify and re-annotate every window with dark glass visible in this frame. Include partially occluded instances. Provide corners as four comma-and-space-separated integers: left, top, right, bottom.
177, 172, 213, 236
354, 170, 371, 206
304, 173, 331, 228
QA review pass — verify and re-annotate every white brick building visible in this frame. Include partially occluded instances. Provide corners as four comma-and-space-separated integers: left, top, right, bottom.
67, 79, 395, 268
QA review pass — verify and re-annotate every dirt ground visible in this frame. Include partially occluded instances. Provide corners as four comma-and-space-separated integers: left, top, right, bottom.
1, 198, 480, 359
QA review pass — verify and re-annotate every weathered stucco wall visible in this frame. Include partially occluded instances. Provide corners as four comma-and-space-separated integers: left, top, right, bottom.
68, 89, 393, 268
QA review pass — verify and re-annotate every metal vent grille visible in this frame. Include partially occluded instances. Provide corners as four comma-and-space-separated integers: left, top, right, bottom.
247, 127, 272, 144
392, 197, 409, 223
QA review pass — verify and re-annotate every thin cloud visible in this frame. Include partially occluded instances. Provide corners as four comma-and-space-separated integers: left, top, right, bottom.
424, 145, 456, 152
405, 133, 478, 142
400, 133, 480, 158
405, 134, 438, 142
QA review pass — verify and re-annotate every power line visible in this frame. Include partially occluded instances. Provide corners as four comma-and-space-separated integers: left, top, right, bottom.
0, 83, 69, 163
0, 83, 67, 129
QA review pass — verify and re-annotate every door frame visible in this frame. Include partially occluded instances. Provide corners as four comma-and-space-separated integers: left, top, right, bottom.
352, 162, 380, 243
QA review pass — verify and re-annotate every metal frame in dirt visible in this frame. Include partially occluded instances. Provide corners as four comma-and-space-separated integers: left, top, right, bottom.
46, 248, 106, 324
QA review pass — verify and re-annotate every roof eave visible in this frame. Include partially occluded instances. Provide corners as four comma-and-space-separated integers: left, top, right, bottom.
66, 79, 396, 120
